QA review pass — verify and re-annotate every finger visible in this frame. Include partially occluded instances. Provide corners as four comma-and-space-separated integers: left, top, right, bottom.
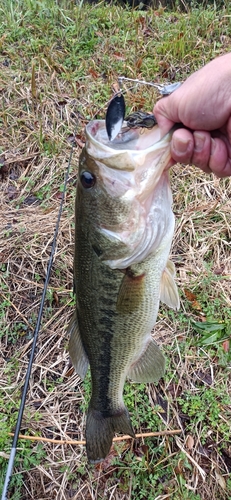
154, 97, 177, 137
209, 137, 231, 177
170, 128, 194, 164
190, 131, 211, 173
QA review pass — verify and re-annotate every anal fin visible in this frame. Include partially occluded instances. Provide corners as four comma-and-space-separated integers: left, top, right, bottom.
67, 311, 89, 380
127, 338, 165, 383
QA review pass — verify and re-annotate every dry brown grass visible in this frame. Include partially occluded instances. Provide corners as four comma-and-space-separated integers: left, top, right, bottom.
1, 2, 231, 499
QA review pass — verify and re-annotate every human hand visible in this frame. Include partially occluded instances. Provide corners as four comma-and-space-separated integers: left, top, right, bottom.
154, 54, 231, 177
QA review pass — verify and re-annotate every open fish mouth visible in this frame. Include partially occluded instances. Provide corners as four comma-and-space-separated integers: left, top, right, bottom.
84, 119, 175, 270
85, 119, 173, 171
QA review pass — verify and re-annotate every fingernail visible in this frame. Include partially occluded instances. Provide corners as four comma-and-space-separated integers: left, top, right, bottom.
172, 136, 189, 154
194, 132, 205, 152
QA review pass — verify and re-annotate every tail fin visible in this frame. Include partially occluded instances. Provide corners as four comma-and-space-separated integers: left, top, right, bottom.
86, 406, 135, 463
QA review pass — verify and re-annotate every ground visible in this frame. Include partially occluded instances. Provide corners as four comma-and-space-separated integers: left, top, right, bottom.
0, 1, 231, 499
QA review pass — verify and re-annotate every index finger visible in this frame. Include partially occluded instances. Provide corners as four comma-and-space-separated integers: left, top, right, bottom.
153, 97, 177, 137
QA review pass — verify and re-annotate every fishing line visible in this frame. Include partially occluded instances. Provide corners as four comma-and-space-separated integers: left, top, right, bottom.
1, 135, 77, 500
91, 84, 136, 121
92, 78, 182, 123
117, 76, 182, 95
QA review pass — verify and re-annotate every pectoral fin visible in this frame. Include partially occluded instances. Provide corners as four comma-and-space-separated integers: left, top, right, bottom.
68, 311, 89, 380
160, 259, 180, 310
116, 268, 145, 313
127, 339, 165, 383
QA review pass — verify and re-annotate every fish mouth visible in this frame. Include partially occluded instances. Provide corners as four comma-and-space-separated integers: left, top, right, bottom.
85, 120, 175, 270
85, 119, 172, 172
86, 119, 162, 149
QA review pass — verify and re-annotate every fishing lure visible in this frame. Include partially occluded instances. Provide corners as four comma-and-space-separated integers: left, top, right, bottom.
106, 94, 125, 141
125, 111, 157, 129
105, 79, 182, 141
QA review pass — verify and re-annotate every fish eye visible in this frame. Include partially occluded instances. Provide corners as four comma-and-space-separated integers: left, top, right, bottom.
80, 171, 96, 189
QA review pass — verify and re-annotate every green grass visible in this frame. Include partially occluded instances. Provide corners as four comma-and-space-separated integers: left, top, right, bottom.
0, 0, 231, 499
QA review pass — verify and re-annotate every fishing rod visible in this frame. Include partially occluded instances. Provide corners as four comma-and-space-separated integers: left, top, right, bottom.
1, 136, 76, 500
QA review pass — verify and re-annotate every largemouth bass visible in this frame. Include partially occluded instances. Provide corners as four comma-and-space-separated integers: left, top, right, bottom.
68, 120, 180, 462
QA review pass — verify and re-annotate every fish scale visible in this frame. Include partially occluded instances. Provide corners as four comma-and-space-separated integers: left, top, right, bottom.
68, 120, 180, 462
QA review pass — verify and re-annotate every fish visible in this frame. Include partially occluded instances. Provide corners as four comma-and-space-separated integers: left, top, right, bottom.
67, 118, 180, 463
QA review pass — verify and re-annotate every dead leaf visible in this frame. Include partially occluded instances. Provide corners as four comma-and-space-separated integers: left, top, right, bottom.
0, 34, 7, 47
135, 58, 143, 70
53, 291, 59, 306
215, 470, 226, 490
113, 52, 125, 61
75, 134, 85, 148
112, 82, 120, 94
54, 191, 63, 200
200, 316, 207, 322
67, 133, 85, 148
214, 266, 225, 275
175, 459, 184, 474
94, 446, 118, 471
143, 27, 153, 36
222, 340, 229, 353
168, 382, 182, 398
159, 60, 169, 70
184, 289, 202, 310
0, 452, 10, 459
7, 185, 18, 200
33, 400, 43, 409
140, 444, 149, 458
136, 16, 146, 28
64, 367, 75, 378
195, 370, 212, 386
185, 435, 194, 450
89, 68, 99, 79
9, 168, 20, 180
23, 195, 40, 205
